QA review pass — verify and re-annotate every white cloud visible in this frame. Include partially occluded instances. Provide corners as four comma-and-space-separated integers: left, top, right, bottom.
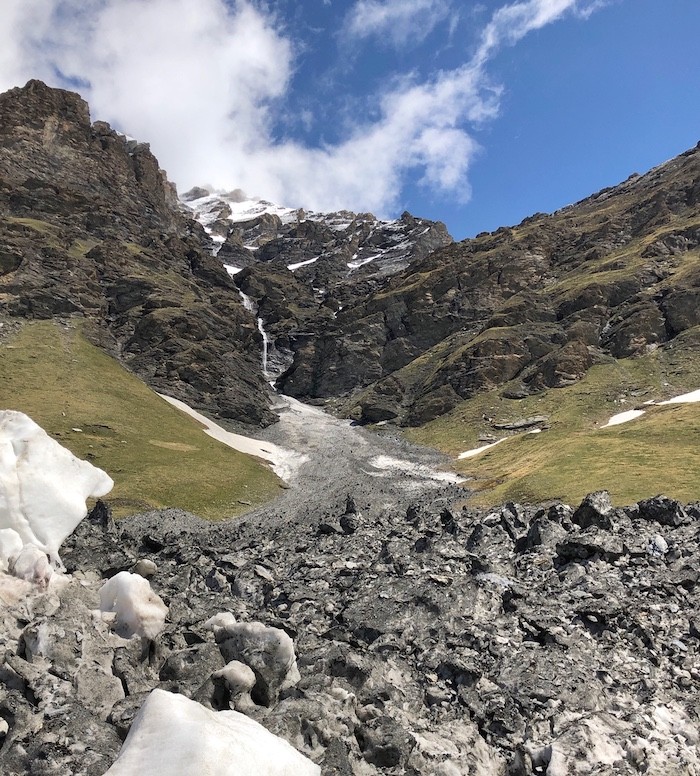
0, 0, 604, 217
474, 0, 602, 63
343, 0, 454, 47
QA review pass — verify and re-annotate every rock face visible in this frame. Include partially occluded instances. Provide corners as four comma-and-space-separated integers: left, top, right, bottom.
1, 492, 698, 774
0, 80, 275, 426
265, 145, 700, 425
184, 188, 453, 382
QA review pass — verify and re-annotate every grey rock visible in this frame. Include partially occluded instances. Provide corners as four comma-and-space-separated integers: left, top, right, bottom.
638, 495, 690, 526
572, 490, 615, 530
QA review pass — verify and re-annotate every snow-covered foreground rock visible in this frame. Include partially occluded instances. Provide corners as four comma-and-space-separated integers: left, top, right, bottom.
105, 689, 320, 776
0, 410, 113, 566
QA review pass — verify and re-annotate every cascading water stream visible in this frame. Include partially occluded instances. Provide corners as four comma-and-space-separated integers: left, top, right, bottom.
257, 317, 270, 378
238, 290, 272, 382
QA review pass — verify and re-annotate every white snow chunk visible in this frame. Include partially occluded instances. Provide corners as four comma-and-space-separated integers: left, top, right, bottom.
213, 660, 256, 694
601, 409, 646, 427
104, 689, 320, 776
11, 544, 53, 588
458, 438, 507, 459
0, 528, 22, 572
223, 264, 243, 276
0, 410, 113, 566
99, 571, 168, 640
658, 388, 700, 404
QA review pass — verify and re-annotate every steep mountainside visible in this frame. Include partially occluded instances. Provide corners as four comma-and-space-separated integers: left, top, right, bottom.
0, 80, 275, 426
183, 187, 453, 379
270, 146, 700, 425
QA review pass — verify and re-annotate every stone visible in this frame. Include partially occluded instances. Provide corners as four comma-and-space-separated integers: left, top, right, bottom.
572, 490, 615, 530
638, 496, 689, 526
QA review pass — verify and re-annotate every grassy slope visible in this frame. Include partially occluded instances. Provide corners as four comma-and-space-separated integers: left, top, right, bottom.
0, 320, 281, 519
406, 327, 700, 506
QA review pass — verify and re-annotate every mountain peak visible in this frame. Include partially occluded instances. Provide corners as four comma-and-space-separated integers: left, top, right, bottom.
0, 78, 91, 139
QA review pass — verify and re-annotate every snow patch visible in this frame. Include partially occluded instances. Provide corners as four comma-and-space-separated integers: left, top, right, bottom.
658, 389, 700, 405
104, 689, 320, 776
0, 411, 113, 567
599, 388, 700, 429
458, 438, 507, 459
369, 455, 464, 485
287, 257, 319, 271
601, 409, 646, 427
224, 264, 243, 276
347, 254, 379, 270
158, 395, 306, 482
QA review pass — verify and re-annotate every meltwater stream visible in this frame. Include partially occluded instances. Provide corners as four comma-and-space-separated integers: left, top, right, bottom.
239, 290, 271, 380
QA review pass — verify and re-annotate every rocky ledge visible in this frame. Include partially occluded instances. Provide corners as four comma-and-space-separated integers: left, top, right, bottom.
1, 490, 698, 774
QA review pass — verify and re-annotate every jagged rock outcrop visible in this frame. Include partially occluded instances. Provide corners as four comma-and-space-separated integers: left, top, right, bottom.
273, 145, 700, 425
1, 490, 698, 774
0, 80, 275, 426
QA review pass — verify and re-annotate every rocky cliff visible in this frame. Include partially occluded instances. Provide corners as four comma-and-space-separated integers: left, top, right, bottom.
0, 80, 275, 426
270, 145, 700, 425
183, 187, 453, 381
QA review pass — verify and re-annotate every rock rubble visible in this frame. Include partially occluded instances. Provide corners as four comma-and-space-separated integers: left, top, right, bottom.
1, 489, 698, 774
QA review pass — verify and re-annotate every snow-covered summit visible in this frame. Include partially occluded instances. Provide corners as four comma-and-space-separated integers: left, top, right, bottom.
180, 186, 452, 281
182, 186, 302, 235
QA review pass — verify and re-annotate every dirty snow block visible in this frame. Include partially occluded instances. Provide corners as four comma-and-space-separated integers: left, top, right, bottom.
104, 689, 320, 776
99, 571, 168, 640
0, 411, 114, 566
11, 544, 53, 588
208, 617, 300, 706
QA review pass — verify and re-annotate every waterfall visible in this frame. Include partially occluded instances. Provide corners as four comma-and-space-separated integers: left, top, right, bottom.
257, 317, 270, 378
239, 291, 256, 313
238, 289, 273, 381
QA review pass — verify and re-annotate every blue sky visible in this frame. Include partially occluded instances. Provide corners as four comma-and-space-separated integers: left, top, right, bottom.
2, 0, 699, 239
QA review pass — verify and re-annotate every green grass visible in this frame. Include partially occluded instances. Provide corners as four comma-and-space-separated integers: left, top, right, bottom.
0, 320, 281, 519
6, 216, 60, 235
406, 330, 700, 506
